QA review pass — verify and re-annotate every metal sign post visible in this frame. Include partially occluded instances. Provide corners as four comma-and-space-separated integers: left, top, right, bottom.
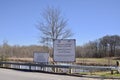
53, 39, 76, 73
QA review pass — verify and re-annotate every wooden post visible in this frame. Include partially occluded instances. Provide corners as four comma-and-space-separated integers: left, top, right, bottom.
116, 61, 119, 74
69, 68, 72, 74
111, 70, 113, 75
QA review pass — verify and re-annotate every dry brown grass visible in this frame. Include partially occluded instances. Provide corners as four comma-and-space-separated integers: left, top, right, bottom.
76, 58, 118, 66
7, 57, 53, 63
7, 57, 33, 62
6, 57, 119, 66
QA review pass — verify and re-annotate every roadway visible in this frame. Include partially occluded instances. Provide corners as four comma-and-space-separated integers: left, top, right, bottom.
0, 68, 116, 80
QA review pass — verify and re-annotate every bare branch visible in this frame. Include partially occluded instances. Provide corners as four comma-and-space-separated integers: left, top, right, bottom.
37, 6, 73, 45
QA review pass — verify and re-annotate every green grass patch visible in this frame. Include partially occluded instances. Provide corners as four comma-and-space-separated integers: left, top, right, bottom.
94, 71, 120, 78
80, 71, 120, 78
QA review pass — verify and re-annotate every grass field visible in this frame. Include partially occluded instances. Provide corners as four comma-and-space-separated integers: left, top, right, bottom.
2, 57, 120, 66
7, 57, 33, 62
76, 58, 120, 66
80, 71, 120, 78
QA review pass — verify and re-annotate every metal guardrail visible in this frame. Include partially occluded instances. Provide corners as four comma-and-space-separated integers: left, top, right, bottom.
0, 61, 70, 68
0, 61, 118, 74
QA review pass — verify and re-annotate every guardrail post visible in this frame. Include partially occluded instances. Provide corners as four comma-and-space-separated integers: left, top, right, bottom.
3, 64, 5, 67
116, 70, 119, 74
53, 67, 58, 73
116, 61, 120, 74
43, 67, 46, 71
69, 68, 72, 74
54, 68, 57, 73
111, 70, 113, 74
56, 68, 59, 73
29, 65, 31, 70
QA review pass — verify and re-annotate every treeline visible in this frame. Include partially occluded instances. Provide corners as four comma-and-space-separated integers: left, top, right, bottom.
0, 35, 120, 58
0, 41, 50, 58
76, 35, 120, 58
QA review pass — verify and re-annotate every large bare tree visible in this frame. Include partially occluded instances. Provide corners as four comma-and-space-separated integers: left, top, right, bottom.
37, 7, 72, 45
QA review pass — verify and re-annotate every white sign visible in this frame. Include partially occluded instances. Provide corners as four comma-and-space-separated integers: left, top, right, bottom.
53, 39, 76, 62
33, 52, 49, 63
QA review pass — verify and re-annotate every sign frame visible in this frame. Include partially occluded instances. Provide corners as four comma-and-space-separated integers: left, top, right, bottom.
53, 39, 76, 62
33, 52, 49, 63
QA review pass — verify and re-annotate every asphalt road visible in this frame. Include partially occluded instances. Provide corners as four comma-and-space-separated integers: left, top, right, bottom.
0, 68, 116, 80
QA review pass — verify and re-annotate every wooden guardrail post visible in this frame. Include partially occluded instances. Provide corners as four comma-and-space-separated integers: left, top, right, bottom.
116, 61, 119, 74
69, 67, 72, 74
111, 61, 120, 74
69, 68, 71, 74
111, 70, 113, 74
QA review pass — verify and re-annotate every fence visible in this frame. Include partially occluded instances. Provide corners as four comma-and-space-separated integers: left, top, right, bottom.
0, 61, 118, 74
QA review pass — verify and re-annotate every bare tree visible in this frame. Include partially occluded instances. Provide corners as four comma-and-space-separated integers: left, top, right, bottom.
37, 7, 73, 45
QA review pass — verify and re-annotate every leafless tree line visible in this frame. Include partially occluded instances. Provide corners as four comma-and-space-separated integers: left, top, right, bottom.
0, 35, 120, 59
76, 35, 120, 58
0, 41, 51, 58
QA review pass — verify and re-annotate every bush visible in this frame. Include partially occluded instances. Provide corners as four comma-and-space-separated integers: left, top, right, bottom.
0, 55, 8, 61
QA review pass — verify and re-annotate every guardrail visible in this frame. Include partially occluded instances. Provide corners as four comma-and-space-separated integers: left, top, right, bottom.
0, 61, 118, 74
0, 61, 70, 68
